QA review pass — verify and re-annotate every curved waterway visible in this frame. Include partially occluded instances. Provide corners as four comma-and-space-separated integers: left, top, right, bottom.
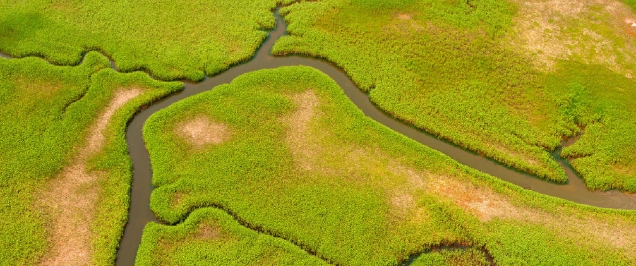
116, 9, 636, 264
1, 8, 634, 266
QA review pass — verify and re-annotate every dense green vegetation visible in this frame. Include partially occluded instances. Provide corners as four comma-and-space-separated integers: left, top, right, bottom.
143, 66, 636, 265
0, 0, 298, 81
409, 247, 490, 266
136, 208, 326, 265
272, 0, 636, 191
0, 53, 181, 264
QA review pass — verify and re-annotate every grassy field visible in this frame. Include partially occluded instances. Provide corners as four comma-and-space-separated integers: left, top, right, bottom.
143, 66, 636, 265
0, 0, 298, 81
136, 208, 327, 265
272, 0, 636, 191
0, 53, 181, 265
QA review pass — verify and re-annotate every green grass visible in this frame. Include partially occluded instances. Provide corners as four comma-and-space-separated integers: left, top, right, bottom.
0, 0, 299, 81
143, 66, 636, 265
136, 208, 327, 265
0, 53, 181, 264
272, 0, 636, 191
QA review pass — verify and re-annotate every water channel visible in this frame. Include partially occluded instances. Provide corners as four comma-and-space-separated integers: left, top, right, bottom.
1, 8, 634, 266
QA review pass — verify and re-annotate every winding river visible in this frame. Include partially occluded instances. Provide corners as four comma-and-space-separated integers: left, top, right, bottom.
2, 8, 635, 266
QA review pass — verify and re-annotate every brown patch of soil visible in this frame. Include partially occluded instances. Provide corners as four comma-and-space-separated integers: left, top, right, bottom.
281, 90, 321, 171
39, 88, 143, 266
510, 0, 636, 77
197, 223, 221, 240
397, 13, 412, 20
427, 176, 523, 221
426, 174, 636, 254
175, 116, 230, 148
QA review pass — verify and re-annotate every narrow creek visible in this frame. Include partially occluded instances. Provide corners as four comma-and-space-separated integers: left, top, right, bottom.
117, 9, 636, 264
1, 8, 635, 266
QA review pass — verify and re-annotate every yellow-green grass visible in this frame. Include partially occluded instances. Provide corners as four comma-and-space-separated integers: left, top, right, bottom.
409, 247, 490, 266
272, 0, 636, 191
136, 208, 327, 265
0, 0, 298, 81
0, 53, 182, 264
143, 66, 636, 265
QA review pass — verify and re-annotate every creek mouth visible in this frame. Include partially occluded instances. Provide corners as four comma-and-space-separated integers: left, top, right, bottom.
1, 7, 635, 266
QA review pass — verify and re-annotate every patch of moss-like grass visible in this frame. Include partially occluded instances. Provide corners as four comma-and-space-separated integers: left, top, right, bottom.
272, 0, 636, 191
136, 208, 327, 265
143, 66, 636, 265
0, 0, 299, 81
0, 54, 182, 264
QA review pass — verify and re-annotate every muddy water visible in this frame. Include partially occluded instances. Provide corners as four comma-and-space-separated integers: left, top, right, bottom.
115, 8, 636, 265
0, 8, 630, 266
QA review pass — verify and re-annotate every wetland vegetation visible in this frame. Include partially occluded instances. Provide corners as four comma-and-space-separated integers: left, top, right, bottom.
1, 0, 636, 265
143, 66, 636, 265
0, 53, 181, 264
273, 0, 636, 191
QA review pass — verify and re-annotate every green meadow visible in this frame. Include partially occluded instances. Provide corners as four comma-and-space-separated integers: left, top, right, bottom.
1, 0, 636, 265
273, 0, 636, 191
0, 0, 297, 80
0, 53, 181, 264
143, 66, 636, 265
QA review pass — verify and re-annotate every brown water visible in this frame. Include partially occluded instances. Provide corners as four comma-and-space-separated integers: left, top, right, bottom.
1, 8, 634, 266
116, 9, 636, 265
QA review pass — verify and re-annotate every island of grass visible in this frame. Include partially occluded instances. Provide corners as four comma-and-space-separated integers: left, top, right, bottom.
142, 66, 636, 265
0, 52, 181, 265
272, 0, 636, 192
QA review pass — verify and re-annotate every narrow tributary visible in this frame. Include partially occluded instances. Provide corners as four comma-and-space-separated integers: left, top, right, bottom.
1, 8, 635, 266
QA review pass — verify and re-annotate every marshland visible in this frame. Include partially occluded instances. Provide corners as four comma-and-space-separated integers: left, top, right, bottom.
1, 0, 636, 265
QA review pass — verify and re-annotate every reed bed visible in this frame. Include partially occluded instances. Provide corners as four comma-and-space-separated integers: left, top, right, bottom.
143, 66, 636, 265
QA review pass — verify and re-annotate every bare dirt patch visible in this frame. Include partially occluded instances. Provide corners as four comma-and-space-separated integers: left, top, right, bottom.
175, 116, 230, 148
385, 12, 424, 34
197, 223, 221, 240
39, 88, 143, 266
510, 0, 636, 77
426, 174, 636, 254
281, 90, 322, 171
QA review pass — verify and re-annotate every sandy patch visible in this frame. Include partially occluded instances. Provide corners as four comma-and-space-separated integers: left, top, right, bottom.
197, 223, 221, 240
39, 88, 143, 266
397, 13, 412, 20
510, 0, 636, 77
281, 90, 322, 171
175, 116, 230, 148
426, 174, 636, 254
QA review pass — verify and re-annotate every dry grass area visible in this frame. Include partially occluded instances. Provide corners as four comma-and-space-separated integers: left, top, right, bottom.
510, 0, 636, 77
281, 90, 636, 257
38, 88, 143, 266
196, 223, 222, 240
426, 175, 636, 255
175, 116, 230, 149
281, 90, 322, 171
383, 12, 425, 34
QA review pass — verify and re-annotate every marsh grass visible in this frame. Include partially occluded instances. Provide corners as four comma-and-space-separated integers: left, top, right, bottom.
136, 208, 326, 265
0, 0, 299, 81
143, 66, 636, 265
272, 0, 636, 191
0, 53, 182, 264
